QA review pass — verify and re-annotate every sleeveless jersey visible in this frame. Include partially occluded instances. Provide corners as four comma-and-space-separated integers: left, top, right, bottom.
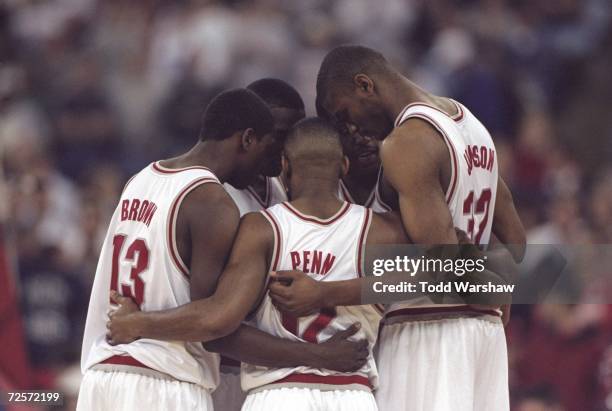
385, 99, 499, 317
241, 202, 380, 392
81, 161, 221, 389
337, 169, 391, 214
224, 177, 288, 216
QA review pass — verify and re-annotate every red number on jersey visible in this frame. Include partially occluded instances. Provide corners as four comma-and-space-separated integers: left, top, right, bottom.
282, 308, 337, 343
110, 234, 150, 307
462, 188, 492, 244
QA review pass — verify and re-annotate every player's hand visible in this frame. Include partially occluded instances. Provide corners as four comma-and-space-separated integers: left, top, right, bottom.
455, 228, 471, 245
106, 291, 141, 345
312, 323, 369, 372
268, 270, 325, 317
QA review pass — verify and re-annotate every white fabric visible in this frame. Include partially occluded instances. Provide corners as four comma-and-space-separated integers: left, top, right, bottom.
77, 369, 213, 411
242, 202, 380, 391
386, 100, 499, 314
213, 370, 247, 411
215, 176, 287, 409
224, 177, 287, 216
375, 316, 509, 411
81, 161, 220, 389
242, 387, 378, 411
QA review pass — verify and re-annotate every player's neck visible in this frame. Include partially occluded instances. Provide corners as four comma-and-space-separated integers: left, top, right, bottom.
290, 190, 345, 220
384, 77, 433, 122
161, 141, 237, 182
289, 175, 341, 207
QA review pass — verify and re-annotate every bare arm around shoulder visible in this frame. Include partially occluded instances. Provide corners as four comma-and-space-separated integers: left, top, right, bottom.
107, 190, 272, 343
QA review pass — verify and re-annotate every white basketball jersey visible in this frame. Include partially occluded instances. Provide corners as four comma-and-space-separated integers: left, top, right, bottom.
386, 99, 499, 316
241, 202, 381, 392
337, 170, 390, 214
224, 177, 288, 216
81, 161, 221, 389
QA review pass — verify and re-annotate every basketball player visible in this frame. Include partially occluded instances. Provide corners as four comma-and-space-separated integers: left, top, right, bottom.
106, 118, 416, 410
77, 90, 363, 411
337, 131, 387, 212
270, 45, 526, 411
223, 78, 305, 215
215, 78, 304, 411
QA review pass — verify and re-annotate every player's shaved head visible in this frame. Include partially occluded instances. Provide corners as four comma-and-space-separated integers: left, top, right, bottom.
284, 117, 344, 178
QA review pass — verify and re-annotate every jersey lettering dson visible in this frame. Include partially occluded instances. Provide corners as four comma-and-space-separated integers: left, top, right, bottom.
290, 250, 336, 275
464, 145, 495, 175
120, 198, 158, 226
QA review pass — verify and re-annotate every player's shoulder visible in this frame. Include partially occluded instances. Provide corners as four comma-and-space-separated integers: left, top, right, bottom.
381, 118, 448, 167
181, 182, 239, 222
369, 211, 410, 245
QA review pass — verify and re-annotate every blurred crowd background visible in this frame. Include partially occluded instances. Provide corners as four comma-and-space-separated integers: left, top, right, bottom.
1, 0, 612, 410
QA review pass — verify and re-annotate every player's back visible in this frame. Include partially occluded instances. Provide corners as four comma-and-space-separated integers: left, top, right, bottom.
387, 99, 499, 316
81, 161, 221, 389
395, 99, 498, 245
242, 201, 380, 393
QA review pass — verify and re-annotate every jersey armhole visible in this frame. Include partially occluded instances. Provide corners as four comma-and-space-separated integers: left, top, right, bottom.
166, 178, 221, 279
399, 114, 459, 205
356, 208, 373, 277
260, 209, 281, 273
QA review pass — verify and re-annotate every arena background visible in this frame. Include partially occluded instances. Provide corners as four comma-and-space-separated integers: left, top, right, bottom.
1, 0, 612, 410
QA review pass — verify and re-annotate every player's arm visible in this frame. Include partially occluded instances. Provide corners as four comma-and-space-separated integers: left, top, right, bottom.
381, 121, 460, 246
270, 123, 466, 314
203, 324, 368, 372
269, 211, 410, 315
107, 199, 272, 343
491, 176, 526, 263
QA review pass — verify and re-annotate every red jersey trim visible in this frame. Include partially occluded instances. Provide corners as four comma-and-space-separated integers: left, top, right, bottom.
384, 305, 501, 321
246, 177, 270, 209
399, 113, 459, 204
374, 167, 393, 212
261, 209, 281, 272
100, 355, 151, 370
274, 373, 372, 389
282, 201, 351, 226
356, 209, 372, 277
152, 161, 214, 175
394, 100, 464, 127
338, 180, 354, 203
167, 177, 220, 279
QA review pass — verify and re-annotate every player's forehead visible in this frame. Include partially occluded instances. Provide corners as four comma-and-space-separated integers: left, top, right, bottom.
322, 89, 354, 119
270, 106, 305, 130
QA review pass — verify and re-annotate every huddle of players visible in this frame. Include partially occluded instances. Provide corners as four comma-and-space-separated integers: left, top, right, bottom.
78, 46, 525, 411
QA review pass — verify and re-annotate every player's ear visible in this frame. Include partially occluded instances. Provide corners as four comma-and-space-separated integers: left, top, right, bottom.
353, 74, 374, 96
240, 128, 255, 150
340, 155, 350, 178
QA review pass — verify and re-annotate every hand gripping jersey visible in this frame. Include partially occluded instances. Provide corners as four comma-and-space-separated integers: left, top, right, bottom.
241, 202, 380, 393
385, 99, 499, 318
224, 177, 288, 216
81, 161, 221, 389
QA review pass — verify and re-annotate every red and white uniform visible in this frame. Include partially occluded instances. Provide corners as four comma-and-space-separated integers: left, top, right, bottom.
375, 100, 508, 411
214, 177, 288, 411
78, 161, 221, 411
225, 177, 288, 216
241, 202, 379, 411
